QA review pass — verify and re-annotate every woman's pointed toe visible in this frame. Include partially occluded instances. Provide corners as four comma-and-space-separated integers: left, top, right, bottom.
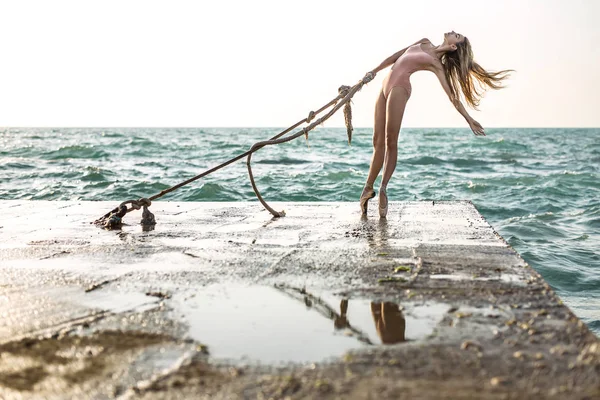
360, 187, 376, 214
379, 187, 388, 218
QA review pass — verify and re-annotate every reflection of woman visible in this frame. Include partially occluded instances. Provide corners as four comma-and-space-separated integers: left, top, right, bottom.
334, 299, 350, 329
371, 302, 406, 344
335, 299, 406, 344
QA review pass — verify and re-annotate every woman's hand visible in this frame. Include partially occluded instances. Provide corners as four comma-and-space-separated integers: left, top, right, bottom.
469, 119, 486, 136
363, 71, 376, 83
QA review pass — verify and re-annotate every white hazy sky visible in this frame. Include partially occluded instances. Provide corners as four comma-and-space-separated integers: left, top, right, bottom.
0, 0, 598, 128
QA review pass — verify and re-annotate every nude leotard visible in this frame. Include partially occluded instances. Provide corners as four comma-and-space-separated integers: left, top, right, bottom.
382, 44, 436, 98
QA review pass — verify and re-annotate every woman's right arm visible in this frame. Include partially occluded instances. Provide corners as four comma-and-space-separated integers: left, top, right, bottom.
370, 38, 429, 74
432, 64, 485, 136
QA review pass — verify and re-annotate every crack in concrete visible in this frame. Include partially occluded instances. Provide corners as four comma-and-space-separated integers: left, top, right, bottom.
85, 272, 135, 293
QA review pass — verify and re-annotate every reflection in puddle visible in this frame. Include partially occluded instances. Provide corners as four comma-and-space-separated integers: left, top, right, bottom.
370, 301, 406, 344
175, 284, 449, 364
334, 299, 406, 344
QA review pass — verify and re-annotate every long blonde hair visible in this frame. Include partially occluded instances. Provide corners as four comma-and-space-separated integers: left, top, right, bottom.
441, 37, 512, 109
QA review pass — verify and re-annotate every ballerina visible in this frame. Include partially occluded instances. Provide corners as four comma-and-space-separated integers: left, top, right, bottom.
360, 31, 512, 217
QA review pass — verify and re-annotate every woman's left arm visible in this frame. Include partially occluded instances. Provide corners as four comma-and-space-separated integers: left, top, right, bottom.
432, 65, 485, 136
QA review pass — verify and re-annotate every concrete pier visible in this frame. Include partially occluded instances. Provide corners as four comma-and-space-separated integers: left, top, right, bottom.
0, 200, 598, 399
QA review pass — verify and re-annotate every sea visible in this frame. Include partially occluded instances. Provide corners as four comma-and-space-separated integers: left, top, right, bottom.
1, 127, 598, 335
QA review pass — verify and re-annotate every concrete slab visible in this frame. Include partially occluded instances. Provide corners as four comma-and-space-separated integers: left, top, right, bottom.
0, 200, 598, 399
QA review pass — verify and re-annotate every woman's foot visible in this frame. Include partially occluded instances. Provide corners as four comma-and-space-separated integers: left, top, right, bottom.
360, 185, 376, 214
379, 186, 388, 218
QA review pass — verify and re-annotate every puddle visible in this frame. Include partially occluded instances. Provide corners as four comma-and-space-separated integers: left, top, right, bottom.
174, 284, 449, 364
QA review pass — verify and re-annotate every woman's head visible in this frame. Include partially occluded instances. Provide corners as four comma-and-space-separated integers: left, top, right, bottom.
443, 31, 466, 51
440, 32, 512, 109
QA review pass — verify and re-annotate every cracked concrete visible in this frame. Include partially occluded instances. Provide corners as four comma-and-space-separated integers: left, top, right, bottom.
0, 200, 598, 399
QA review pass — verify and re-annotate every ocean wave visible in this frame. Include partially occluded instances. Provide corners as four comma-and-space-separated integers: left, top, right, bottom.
43, 145, 110, 160
571, 234, 589, 241
507, 211, 556, 223
404, 155, 444, 165
80, 171, 111, 182
254, 156, 312, 165
467, 180, 488, 192
125, 137, 159, 147
180, 182, 246, 201
318, 170, 361, 181
135, 161, 169, 169
0, 160, 36, 170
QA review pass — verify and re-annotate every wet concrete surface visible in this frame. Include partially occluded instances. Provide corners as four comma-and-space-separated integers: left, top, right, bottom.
0, 200, 598, 399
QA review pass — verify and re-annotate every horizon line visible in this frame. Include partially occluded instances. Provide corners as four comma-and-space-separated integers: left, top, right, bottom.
2, 126, 599, 130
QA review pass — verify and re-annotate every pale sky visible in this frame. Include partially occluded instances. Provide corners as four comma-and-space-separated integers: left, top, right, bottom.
0, 0, 598, 128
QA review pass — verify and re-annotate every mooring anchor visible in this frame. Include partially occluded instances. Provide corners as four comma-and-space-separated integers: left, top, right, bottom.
93, 197, 155, 230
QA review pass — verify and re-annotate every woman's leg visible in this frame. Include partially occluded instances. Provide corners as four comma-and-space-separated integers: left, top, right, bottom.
379, 86, 409, 217
381, 86, 409, 188
365, 90, 387, 186
360, 90, 387, 214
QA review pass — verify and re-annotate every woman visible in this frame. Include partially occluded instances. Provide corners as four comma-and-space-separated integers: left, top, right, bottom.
360, 31, 512, 218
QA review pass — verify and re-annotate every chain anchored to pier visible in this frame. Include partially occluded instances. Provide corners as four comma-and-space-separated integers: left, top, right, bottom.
93, 71, 376, 229
93, 198, 154, 230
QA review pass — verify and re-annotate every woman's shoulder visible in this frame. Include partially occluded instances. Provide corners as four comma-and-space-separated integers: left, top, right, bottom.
419, 38, 437, 54
408, 38, 431, 48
